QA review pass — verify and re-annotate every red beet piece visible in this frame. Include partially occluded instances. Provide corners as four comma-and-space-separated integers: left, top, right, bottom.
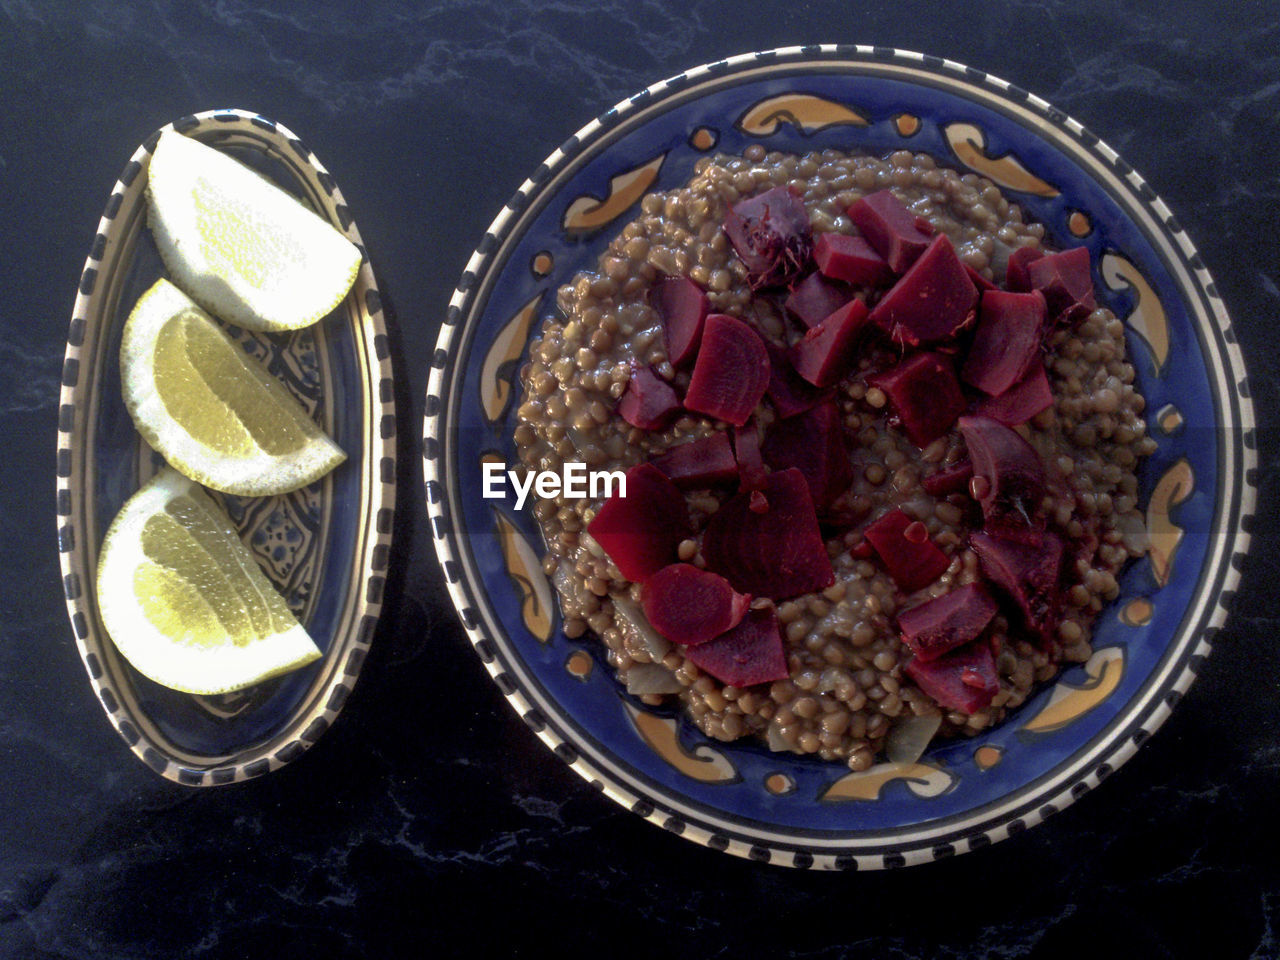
868, 352, 966, 447
1027, 246, 1095, 324
723, 186, 813, 290
618, 364, 681, 430
868, 234, 979, 345
789, 298, 871, 388
863, 509, 950, 593
904, 642, 998, 714
784, 272, 853, 329
649, 432, 738, 489
733, 420, 768, 490
848, 189, 933, 273
764, 341, 830, 418
964, 263, 999, 293
970, 530, 1064, 642
1005, 245, 1044, 292
958, 415, 1046, 542
961, 289, 1047, 396
974, 361, 1053, 426
898, 584, 999, 662
683, 314, 771, 426
685, 607, 789, 687
762, 400, 854, 511
813, 233, 893, 287
586, 463, 691, 583
649, 276, 709, 367
641, 563, 751, 646
921, 460, 973, 497
702, 468, 834, 599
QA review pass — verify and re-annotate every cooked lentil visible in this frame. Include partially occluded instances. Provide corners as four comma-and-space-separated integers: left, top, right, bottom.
516, 147, 1155, 769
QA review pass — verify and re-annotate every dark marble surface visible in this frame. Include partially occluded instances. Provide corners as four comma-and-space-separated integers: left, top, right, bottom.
3, 1, 1279, 957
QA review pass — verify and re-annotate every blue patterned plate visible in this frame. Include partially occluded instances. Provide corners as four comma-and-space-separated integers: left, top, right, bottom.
57, 109, 396, 785
424, 48, 1255, 867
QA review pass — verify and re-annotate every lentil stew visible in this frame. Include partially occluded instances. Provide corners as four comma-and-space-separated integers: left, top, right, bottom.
514, 146, 1156, 772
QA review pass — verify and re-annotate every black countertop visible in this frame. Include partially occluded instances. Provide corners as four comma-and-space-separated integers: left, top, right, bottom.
4, 2, 1279, 957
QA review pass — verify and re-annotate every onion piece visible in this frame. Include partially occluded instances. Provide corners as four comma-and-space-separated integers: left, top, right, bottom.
553, 561, 577, 598
612, 594, 672, 661
885, 712, 942, 766
550, 560, 576, 604
624, 663, 684, 696
1116, 512, 1149, 556
580, 531, 606, 559
767, 722, 800, 754
990, 238, 1013, 281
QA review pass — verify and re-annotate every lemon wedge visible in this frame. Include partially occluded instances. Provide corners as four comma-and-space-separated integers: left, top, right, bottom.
146, 129, 361, 332
96, 468, 322, 695
120, 278, 345, 496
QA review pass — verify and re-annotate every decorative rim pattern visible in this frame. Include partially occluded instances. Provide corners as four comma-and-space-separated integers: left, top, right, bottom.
56, 109, 397, 786
423, 47, 1256, 868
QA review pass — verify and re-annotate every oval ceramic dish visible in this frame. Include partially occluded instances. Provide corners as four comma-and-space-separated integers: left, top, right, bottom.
424, 48, 1255, 868
57, 109, 396, 785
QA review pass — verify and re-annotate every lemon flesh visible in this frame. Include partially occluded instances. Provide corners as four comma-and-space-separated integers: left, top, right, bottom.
146, 129, 361, 332
97, 468, 322, 695
121, 278, 346, 496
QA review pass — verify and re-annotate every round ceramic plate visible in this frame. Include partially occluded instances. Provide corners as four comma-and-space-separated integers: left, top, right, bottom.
57, 109, 396, 785
424, 47, 1255, 868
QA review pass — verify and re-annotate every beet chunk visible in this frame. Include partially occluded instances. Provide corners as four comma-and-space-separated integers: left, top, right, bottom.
905, 642, 998, 714
586, 463, 691, 583
964, 263, 998, 293
733, 420, 768, 490
813, 233, 893, 287
784, 272, 853, 329
1005, 245, 1044, 292
683, 314, 771, 426
868, 352, 966, 447
1027, 246, 1095, 324
868, 234, 979, 345
618, 364, 681, 430
723, 186, 813, 290
650, 432, 738, 489
789, 298, 871, 388
975, 361, 1053, 426
685, 607, 788, 687
958, 415, 1046, 542
765, 341, 830, 418
961, 289, 1047, 396
921, 459, 973, 497
970, 530, 1063, 642
898, 584, 999, 662
641, 564, 751, 646
649, 276, 709, 367
848, 189, 933, 273
703, 468, 834, 599
863, 509, 950, 593
762, 400, 854, 511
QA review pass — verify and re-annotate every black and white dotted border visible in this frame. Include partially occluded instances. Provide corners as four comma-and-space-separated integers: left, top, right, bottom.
422, 46, 1257, 868
56, 109, 397, 786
